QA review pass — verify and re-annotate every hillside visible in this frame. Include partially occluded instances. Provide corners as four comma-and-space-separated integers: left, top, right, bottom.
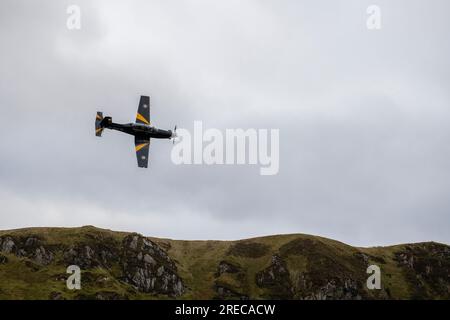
0, 226, 448, 300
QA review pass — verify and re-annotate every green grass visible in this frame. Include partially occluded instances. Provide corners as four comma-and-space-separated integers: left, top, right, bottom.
0, 227, 448, 300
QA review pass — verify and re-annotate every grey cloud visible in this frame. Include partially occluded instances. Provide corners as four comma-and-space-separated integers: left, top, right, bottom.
0, 0, 449, 246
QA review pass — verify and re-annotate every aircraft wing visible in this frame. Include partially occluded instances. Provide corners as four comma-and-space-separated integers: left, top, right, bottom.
135, 95, 150, 125
135, 137, 150, 168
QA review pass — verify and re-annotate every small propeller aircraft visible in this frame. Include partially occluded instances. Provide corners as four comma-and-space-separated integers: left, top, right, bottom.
95, 95, 177, 168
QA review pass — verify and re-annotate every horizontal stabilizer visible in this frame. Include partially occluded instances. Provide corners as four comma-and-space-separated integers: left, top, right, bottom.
95, 112, 104, 137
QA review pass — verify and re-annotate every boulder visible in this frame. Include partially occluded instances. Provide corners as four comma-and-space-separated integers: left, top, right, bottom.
121, 234, 184, 297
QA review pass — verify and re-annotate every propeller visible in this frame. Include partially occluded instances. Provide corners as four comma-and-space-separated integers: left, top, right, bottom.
172, 125, 178, 144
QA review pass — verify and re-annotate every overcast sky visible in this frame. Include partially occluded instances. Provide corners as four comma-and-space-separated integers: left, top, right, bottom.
0, 0, 449, 246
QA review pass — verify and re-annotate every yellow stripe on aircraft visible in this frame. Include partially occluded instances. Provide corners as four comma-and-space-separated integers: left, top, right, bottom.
136, 113, 150, 125
135, 143, 149, 152
96, 128, 103, 133
96, 114, 102, 120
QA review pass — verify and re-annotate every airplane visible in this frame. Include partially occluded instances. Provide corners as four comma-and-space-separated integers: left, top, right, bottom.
95, 95, 177, 168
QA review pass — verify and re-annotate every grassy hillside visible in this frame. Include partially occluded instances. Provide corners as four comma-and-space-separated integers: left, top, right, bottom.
0, 226, 448, 300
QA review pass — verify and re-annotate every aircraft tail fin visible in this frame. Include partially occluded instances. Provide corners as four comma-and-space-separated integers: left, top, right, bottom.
95, 112, 104, 137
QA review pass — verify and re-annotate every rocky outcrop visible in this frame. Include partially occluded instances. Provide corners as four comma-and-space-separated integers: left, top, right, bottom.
0, 235, 53, 265
256, 255, 294, 299
63, 244, 117, 269
394, 242, 450, 298
0, 231, 184, 298
216, 260, 241, 276
18, 237, 53, 265
213, 260, 248, 299
296, 276, 362, 300
0, 237, 16, 254
121, 234, 184, 297
276, 238, 368, 300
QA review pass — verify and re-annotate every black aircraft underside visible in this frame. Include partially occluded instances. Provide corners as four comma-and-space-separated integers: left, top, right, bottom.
104, 122, 173, 139
95, 95, 176, 168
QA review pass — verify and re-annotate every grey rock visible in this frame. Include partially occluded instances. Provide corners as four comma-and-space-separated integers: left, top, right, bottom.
0, 237, 16, 254
256, 255, 293, 299
217, 260, 240, 276
33, 246, 53, 265
0, 254, 8, 264
121, 233, 184, 296
63, 244, 116, 268
0, 236, 53, 265
144, 254, 155, 265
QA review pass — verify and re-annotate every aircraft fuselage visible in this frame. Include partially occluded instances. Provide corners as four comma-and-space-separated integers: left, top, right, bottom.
105, 121, 173, 139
